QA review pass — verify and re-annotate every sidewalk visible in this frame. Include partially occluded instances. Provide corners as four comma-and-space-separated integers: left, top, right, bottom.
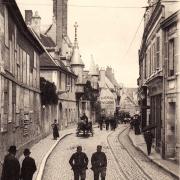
128, 129, 180, 179
19, 127, 75, 180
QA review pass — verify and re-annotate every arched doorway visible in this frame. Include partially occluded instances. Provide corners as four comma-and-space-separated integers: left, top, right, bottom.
59, 103, 63, 129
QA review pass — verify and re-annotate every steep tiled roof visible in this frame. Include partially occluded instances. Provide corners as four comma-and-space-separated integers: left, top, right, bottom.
39, 34, 56, 47
40, 53, 57, 67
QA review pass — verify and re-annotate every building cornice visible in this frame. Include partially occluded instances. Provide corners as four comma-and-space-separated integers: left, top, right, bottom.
161, 10, 179, 29
0, 72, 41, 93
40, 66, 77, 78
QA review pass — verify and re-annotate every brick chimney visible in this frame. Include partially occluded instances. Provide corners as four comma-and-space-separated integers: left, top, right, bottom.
53, 0, 68, 49
25, 10, 33, 25
31, 11, 41, 36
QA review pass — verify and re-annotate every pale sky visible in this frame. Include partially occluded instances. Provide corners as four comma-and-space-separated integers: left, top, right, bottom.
16, 0, 148, 87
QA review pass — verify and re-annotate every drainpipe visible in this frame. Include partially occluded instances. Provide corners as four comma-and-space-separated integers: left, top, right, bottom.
162, 5, 166, 159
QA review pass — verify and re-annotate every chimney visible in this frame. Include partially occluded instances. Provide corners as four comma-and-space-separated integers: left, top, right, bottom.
62, 0, 68, 36
25, 10, 32, 25
54, 0, 68, 49
31, 11, 41, 36
100, 69, 106, 88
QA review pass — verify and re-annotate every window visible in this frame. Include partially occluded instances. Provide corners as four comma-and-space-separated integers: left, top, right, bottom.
27, 54, 30, 85
4, 7, 9, 47
34, 52, 37, 68
168, 39, 175, 76
144, 54, 147, 79
14, 26, 17, 50
23, 51, 27, 84
153, 43, 156, 72
59, 72, 61, 89
71, 77, 72, 92
156, 37, 160, 69
3, 79, 9, 130
149, 48, 152, 75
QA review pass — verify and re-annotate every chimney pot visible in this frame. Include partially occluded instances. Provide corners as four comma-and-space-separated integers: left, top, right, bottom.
25, 10, 33, 25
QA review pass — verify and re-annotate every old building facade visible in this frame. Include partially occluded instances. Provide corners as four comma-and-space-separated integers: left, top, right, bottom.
0, 0, 44, 161
138, 0, 180, 160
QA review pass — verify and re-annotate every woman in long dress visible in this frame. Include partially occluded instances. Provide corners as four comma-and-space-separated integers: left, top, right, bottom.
51, 119, 59, 140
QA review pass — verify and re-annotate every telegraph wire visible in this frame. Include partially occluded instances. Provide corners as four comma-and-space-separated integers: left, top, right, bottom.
0, 1, 179, 9
121, 16, 144, 61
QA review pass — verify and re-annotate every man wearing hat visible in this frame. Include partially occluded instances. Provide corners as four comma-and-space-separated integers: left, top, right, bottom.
1, 145, 20, 180
69, 146, 88, 180
20, 148, 37, 180
91, 145, 107, 180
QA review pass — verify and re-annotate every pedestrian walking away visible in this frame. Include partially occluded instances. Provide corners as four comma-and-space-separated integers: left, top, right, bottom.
99, 113, 105, 131
20, 148, 37, 180
144, 130, 154, 156
105, 117, 110, 131
51, 119, 59, 140
69, 146, 88, 180
91, 145, 107, 180
1, 145, 20, 180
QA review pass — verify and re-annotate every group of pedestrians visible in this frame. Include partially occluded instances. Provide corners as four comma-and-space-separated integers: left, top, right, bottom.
98, 114, 117, 131
69, 145, 107, 180
1, 146, 36, 180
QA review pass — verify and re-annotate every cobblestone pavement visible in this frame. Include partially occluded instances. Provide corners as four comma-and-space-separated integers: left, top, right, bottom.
42, 127, 125, 180
42, 125, 176, 180
108, 125, 177, 180
19, 128, 74, 180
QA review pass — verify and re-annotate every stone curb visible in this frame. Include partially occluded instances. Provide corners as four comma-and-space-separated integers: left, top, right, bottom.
128, 132, 180, 179
36, 132, 73, 180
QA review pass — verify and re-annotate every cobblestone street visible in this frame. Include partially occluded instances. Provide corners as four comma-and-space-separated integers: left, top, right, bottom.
42, 125, 176, 180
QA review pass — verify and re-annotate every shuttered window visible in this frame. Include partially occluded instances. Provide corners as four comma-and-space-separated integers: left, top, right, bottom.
4, 7, 9, 47
156, 37, 160, 69
168, 39, 175, 76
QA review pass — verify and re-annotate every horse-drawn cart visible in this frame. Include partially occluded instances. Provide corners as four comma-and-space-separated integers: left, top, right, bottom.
76, 121, 93, 137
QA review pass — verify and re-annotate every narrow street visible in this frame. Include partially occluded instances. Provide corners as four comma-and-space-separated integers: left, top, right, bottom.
42, 125, 176, 180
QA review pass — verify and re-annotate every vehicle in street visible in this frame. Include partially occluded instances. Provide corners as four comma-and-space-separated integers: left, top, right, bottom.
76, 121, 94, 137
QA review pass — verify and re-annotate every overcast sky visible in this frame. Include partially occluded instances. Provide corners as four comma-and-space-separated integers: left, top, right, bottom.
16, 0, 148, 87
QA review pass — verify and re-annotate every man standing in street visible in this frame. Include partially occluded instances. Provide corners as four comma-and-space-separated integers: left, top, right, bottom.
1, 145, 20, 180
144, 130, 154, 156
91, 145, 107, 180
69, 146, 88, 180
20, 148, 37, 180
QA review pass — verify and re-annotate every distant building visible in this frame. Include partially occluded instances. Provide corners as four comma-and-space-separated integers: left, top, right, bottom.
138, 0, 180, 160
0, 0, 44, 161
120, 88, 139, 116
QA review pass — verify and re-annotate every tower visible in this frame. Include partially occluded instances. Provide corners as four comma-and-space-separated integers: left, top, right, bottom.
89, 55, 99, 89
71, 22, 84, 83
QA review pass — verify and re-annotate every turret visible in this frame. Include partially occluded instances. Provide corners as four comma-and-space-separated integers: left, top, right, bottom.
89, 55, 99, 89
71, 22, 84, 83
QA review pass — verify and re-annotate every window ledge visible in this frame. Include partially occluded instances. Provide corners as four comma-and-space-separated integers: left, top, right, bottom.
167, 76, 176, 81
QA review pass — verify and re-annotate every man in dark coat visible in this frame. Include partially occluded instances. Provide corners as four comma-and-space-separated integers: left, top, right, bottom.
1, 145, 20, 180
51, 119, 59, 140
91, 145, 107, 180
20, 148, 37, 180
69, 146, 88, 180
133, 115, 141, 135
81, 113, 88, 124
105, 117, 110, 131
144, 131, 154, 155
99, 114, 105, 131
